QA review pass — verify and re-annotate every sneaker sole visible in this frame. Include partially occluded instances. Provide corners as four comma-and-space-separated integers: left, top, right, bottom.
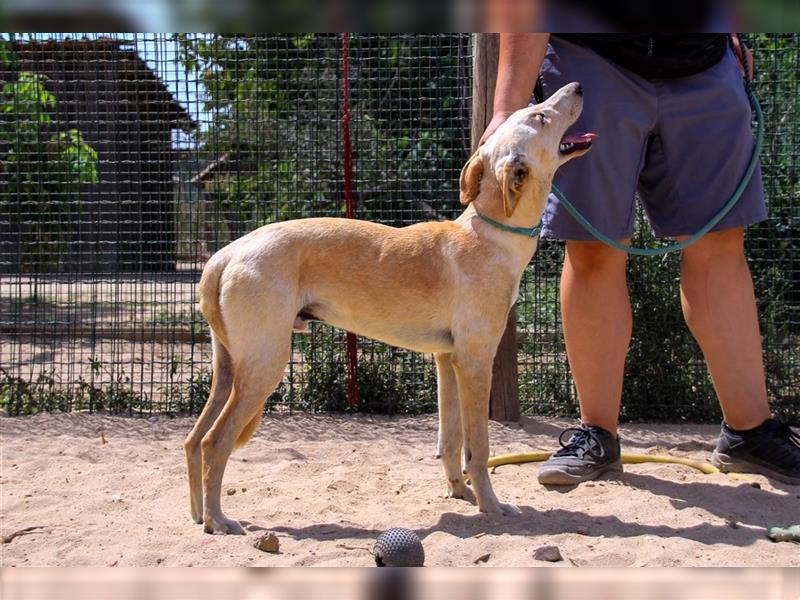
537, 459, 623, 486
711, 450, 800, 485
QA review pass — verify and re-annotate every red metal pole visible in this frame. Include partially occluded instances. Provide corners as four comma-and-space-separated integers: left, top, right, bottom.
341, 33, 360, 408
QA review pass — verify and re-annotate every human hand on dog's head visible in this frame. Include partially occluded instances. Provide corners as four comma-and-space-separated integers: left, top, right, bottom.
479, 110, 514, 147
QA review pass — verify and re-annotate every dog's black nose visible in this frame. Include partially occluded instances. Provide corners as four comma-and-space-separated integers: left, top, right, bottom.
574, 83, 583, 96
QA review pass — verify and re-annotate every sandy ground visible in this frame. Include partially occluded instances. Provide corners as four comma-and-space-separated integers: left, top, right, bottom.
1, 413, 798, 567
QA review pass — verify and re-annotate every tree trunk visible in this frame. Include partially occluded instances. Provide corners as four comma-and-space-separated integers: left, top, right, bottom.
471, 34, 521, 422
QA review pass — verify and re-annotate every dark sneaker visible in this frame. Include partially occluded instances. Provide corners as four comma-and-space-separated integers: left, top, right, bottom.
537, 423, 622, 485
711, 419, 800, 485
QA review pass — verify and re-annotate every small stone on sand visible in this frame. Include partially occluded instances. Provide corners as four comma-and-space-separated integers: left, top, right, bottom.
533, 545, 563, 562
253, 532, 280, 553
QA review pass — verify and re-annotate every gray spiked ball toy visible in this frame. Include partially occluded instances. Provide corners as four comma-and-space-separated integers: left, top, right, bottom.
373, 528, 425, 567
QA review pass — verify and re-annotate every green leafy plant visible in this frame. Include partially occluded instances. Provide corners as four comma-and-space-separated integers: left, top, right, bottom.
293, 325, 437, 414
0, 360, 153, 416
0, 67, 99, 271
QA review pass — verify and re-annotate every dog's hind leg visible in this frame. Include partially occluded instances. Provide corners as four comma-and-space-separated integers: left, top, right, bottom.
184, 334, 233, 524
434, 353, 471, 500
201, 337, 291, 535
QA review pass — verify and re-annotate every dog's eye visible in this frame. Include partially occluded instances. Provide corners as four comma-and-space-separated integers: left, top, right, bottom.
537, 113, 547, 125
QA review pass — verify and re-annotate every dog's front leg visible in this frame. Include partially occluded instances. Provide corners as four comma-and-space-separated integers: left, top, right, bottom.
434, 353, 471, 500
452, 351, 521, 517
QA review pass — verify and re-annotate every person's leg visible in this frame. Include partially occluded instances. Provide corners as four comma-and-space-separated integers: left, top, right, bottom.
631, 48, 799, 483
678, 227, 771, 429
561, 239, 632, 436
535, 38, 653, 485
537, 240, 628, 485
680, 228, 800, 485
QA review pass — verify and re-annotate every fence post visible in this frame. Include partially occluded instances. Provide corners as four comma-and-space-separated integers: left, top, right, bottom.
471, 33, 521, 422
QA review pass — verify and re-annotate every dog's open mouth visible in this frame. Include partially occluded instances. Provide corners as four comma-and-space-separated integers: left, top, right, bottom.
559, 132, 598, 155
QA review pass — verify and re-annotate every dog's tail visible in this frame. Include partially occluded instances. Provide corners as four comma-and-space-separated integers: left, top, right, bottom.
234, 411, 262, 451
198, 250, 232, 352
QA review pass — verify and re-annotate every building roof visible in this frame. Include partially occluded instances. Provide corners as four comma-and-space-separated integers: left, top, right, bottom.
7, 37, 196, 132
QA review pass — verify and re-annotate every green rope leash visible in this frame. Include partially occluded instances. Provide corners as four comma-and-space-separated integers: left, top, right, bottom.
552, 86, 764, 256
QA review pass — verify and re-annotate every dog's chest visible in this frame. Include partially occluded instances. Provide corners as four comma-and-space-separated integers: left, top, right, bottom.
510, 282, 520, 308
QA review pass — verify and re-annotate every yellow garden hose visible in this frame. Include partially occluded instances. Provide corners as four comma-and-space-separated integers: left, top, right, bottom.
488, 451, 721, 475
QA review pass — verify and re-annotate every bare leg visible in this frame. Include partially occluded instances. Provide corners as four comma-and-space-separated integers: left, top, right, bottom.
184, 335, 234, 523
434, 352, 470, 499
560, 240, 632, 436
679, 228, 770, 429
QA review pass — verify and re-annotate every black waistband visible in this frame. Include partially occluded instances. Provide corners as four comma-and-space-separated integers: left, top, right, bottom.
556, 34, 729, 79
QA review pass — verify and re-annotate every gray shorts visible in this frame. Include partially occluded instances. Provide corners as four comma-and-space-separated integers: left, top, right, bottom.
539, 36, 767, 241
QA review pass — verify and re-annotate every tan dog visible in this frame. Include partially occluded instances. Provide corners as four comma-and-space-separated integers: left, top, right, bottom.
185, 82, 594, 534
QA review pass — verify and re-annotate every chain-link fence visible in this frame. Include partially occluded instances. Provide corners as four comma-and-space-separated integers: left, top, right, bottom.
0, 33, 797, 423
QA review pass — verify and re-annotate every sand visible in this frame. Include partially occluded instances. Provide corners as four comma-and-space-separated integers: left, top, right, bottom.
1, 413, 798, 567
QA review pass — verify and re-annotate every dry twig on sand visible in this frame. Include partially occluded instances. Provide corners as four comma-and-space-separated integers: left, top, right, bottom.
2, 525, 49, 544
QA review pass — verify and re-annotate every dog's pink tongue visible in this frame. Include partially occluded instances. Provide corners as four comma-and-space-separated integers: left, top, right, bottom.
561, 132, 598, 144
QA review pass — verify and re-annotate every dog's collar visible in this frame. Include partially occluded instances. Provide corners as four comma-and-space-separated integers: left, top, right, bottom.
475, 211, 543, 238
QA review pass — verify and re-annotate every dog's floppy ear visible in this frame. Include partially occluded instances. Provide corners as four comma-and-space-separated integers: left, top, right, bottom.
501, 154, 530, 217
459, 150, 483, 205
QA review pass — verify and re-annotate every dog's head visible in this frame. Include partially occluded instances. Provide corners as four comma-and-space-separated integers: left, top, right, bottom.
460, 82, 596, 218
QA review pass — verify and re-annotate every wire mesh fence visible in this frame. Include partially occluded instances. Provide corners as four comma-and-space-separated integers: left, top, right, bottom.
0, 33, 797, 423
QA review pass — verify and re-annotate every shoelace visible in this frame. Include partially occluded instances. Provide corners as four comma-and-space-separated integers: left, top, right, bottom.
553, 426, 606, 460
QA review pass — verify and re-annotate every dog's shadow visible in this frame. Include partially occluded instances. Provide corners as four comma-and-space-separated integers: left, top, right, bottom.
268, 472, 798, 548
240, 521, 271, 534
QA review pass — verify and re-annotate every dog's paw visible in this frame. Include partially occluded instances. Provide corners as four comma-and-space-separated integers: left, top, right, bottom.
447, 478, 471, 499
203, 514, 245, 535
190, 504, 204, 524
498, 502, 522, 516
480, 501, 521, 517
